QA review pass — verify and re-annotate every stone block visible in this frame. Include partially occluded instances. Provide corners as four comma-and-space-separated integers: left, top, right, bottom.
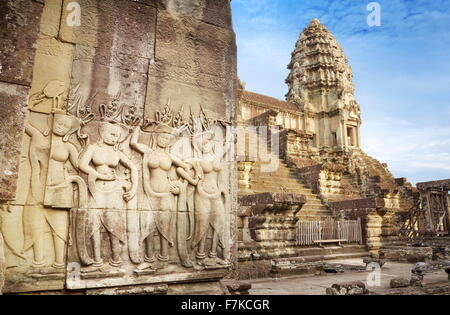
390, 277, 410, 288
327, 281, 368, 295
68, 53, 148, 118
160, 0, 232, 29
410, 274, 424, 287
380, 246, 433, 263
60, 0, 156, 59
27, 38, 74, 114
63, 0, 156, 118
145, 10, 236, 121
39, 0, 63, 37
0, 82, 29, 200
0, 0, 44, 86
87, 283, 169, 295
223, 280, 251, 295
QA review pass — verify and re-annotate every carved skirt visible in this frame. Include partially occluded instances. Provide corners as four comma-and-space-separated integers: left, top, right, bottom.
140, 193, 174, 246
192, 191, 225, 250
86, 180, 127, 243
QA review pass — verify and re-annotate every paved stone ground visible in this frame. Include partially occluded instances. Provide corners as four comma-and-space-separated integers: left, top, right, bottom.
248, 258, 449, 295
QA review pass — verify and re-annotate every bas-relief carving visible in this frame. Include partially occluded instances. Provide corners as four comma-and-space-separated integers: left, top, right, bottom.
28, 38, 74, 114
2, 77, 232, 291
130, 106, 195, 272
0, 81, 93, 292
66, 101, 231, 288
187, 109, 230, 268
77, 106, 139, 273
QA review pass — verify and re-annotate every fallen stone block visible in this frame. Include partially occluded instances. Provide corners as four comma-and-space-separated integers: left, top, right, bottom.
390, 277, 410, 288
326, 281, 368, 295
410, 274, 424, 287
380, 246, 432, 263
223, 280, 252, 295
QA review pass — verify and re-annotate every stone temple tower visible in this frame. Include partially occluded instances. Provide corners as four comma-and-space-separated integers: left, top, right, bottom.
286, 19, 361, 149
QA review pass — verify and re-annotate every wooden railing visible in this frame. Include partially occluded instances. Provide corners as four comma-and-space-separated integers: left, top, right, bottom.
296, 217, 363, 246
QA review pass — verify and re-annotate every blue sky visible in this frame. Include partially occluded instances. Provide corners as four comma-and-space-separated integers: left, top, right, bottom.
231, 0, 450, 185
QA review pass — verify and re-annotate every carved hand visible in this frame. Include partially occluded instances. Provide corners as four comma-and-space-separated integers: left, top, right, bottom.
123, 190, 136, 202
170, 184, 180, 195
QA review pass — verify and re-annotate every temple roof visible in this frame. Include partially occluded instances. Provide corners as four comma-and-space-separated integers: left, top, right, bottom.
242, 90, 299, 113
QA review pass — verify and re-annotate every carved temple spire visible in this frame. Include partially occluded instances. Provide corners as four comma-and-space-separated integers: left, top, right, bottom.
286, 19, 360, 121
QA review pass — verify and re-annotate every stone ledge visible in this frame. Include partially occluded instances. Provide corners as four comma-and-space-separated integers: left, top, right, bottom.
380, 246, 433, 263
239, 192, 306, 208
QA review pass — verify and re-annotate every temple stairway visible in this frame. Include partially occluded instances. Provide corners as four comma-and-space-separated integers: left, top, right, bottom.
246, 157, 332, 219
238, 154, 369, 279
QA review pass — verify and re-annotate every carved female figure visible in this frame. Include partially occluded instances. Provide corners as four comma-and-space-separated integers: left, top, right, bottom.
21, 116, 62, 269
190, 116, 229, 266
79, 121, 138, 269
130, 109, 195, 271
44, 113, 87, 209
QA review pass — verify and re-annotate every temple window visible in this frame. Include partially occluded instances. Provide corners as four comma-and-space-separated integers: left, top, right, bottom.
331, 131, 337, 146
346, 126, 356, 147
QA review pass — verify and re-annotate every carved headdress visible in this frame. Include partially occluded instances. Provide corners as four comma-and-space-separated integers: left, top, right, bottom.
188, 106, 216, 138
142, 101, 188, 136
71, 88, 142, 149
188, 106, 218, 156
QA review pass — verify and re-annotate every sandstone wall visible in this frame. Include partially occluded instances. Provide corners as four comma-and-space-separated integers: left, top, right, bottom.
0, 0, 44, 201
0, 0, 237, 294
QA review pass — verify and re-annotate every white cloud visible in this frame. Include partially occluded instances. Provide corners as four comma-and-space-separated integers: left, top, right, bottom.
362, 121, 450, 184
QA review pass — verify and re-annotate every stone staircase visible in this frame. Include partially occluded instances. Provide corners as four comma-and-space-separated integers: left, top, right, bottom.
236, 130, 371, 279
243, 156, 333, 219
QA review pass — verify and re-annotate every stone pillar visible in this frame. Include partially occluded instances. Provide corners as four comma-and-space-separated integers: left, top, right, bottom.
238, 162, 254, 192
367, 212, 383, 253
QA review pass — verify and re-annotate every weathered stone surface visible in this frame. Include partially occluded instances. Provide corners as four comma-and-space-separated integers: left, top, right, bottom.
239, 192, 306, 208
68, 48, 148, 117
272, 258, 324, 278
28, 38, 74, 114
160, 0, 232, 29
87, 284, 168, 295
1, 0, 237, 295
146, 10, 236, 121
410, 274, 424, 287
327, 281, 368, 295
0, 0, 44, 86
380, 246, 433, 263
222, 280, 251, 295
60, 0, 156, 59
0, 228, 5, 294
0, 82, 29, 200
64, 0, 156, 117
39, 0, 63, 37
390, 277, 410, 288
